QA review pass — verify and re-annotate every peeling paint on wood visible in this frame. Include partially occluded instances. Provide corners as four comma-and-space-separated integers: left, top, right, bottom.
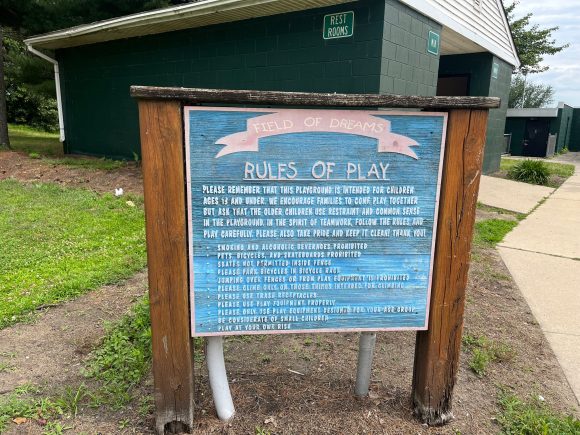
412, 109, 488, 425
185, 107, 448, 335
138, 100, 195, 434
130, 86, 501, 109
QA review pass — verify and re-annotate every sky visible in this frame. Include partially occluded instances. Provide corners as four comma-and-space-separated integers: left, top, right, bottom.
511, 1, 580, 107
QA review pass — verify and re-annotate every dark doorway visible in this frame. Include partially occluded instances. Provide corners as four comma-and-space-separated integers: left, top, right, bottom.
523, 119, 549, 157
436, 75, 470, 96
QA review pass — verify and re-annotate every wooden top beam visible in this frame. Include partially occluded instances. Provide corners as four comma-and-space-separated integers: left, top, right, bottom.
130, 86, 501, 109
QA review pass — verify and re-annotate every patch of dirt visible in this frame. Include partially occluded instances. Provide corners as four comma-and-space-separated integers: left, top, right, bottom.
475, 208, 520, 222
7, 231, 577, 435
0, 153, 578, 434
187, 239, 579, 434
0, 272, 149, 434
0, 151, 143, 196
0, 272, 147, 393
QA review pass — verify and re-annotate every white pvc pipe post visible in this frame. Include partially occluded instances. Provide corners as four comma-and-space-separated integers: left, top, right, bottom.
206, 337, 235, 421
26, 46, 65, 142
355, 331, 377, 397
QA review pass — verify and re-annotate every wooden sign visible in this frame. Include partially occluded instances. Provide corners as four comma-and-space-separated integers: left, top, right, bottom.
185, 108, 447, 335
132, 86, 497, 433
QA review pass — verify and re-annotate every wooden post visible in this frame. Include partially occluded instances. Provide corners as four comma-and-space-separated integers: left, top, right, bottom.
412, 109, 488, 425
138, 100, 195, 434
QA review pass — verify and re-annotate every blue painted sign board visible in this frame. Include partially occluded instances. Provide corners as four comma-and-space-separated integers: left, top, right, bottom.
185, 107, 447, 336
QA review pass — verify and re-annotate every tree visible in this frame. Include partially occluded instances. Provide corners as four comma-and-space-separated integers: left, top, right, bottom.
504, 1, 569, 75
4, 34, 58, 131
0, 0, 189, 133
0, 0, 177, 36
0, 25, 10, 148
509, 74, 555, 108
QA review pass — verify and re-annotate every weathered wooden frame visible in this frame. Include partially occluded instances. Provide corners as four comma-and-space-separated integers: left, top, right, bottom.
132, 86, 497, 433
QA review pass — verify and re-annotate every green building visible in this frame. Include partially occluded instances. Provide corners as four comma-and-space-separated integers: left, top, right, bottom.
505, 103, 580, 157
26, 0, 519, 173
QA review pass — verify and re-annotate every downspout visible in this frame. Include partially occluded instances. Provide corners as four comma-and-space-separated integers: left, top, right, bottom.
26, 44, 65, 142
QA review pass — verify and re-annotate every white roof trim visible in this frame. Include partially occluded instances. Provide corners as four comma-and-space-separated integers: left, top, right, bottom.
495, 0, 520, 66
25, 0, 353, 49
507, 108, 558, 118
25, 0, 520, 67
398, 0, 519, 67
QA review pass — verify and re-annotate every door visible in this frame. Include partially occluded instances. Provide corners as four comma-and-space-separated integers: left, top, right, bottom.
523, 119, 550, 157
436, 75, 470, 96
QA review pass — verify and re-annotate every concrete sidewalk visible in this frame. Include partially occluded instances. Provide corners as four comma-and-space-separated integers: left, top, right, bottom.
478, 175, 554, 214
498, 152, 580, 404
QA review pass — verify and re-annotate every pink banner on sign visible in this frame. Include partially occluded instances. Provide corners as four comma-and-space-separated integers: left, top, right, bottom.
215, 110, 419, 159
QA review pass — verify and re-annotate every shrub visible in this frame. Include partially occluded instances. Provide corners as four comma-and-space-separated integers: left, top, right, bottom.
4, 36, 59, 133
508, 159, 550, 186
6, 85, 59, 132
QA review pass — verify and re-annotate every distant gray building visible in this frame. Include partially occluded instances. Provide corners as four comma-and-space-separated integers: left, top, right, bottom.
505, 103, 579, 157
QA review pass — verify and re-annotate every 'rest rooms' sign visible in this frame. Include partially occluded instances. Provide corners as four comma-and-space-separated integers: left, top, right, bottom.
323, 11, 354, 40
185, 107, 446, 336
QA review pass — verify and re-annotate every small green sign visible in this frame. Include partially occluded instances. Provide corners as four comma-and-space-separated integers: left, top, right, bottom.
492, 62, 500, 79
323, 11, 354, 40
427, 30, 440, 56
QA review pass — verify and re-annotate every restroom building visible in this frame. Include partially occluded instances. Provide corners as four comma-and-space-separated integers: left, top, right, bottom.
26, 0, 519, 173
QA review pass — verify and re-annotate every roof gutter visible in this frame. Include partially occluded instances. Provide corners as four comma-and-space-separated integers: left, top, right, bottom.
24, 0, 275, 48
24, 0, 354, 49
26, 45, 65, 142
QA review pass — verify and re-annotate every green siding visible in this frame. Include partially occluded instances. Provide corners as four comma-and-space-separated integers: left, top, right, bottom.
551, 105, 574, 153
485, 57, 512, 173
56, 0, 508, 161
58, 1, 385, 158
380, 0, 441, 96
438, 53, 512, 173
438, 53, 492, 96
570, 109, 580, 151
504, 117, 526, 156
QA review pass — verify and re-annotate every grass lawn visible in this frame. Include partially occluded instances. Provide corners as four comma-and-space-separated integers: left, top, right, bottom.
0, 179, 146, 329
497, 391, 580, 434
473, 218, 519, 248
7, 124, 129, 170
7, 124, 62, 157
500, 158, 575, 178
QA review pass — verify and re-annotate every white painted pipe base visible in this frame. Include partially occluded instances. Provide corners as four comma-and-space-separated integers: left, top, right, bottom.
206, 337, 235, 421
354, 331, 377, 397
